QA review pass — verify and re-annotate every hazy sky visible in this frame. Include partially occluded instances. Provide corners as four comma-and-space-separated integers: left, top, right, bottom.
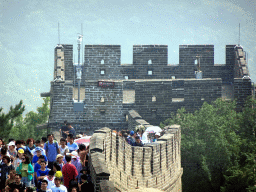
1, 0, 255, 116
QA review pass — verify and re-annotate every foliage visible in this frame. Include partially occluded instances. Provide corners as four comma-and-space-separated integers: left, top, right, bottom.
0, 100, 25, 141
220, 140, 256, 192
160, 97, 256, 192
7, 97, 50, 141
220, 97, 256, 192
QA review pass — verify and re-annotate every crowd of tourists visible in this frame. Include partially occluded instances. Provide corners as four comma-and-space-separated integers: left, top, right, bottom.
116, 125, 163, 147
0, 121, 93, 192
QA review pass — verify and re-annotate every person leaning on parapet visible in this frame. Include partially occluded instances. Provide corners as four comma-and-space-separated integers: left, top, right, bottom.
153, 132, 161, 142
59, 120, 68, 140
127, 131, 136, 145
132, 136, 144, 147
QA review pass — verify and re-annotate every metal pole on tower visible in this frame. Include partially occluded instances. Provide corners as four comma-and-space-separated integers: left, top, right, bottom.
77, 35, 83, 102
58, 22, 60, 45
239, 23, 240, 46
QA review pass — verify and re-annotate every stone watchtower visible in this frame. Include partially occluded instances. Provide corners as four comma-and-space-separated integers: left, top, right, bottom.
41, 43, 252, 135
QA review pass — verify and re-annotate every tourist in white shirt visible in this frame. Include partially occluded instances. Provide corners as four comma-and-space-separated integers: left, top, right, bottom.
51, 177, 67, 192
43, 170, 56, 190
59, 138, 69, 156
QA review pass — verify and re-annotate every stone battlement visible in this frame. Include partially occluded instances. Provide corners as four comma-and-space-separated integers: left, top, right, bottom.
89, 125, 182, 192
42, 43, 252, 134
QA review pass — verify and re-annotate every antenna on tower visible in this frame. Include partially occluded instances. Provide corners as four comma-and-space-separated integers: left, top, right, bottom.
238, 23, 240, 46
58, 22, 60, 45
81, 23, 83, 66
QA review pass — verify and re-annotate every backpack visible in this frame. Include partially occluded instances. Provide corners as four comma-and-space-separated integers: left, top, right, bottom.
45, 140, 58, 153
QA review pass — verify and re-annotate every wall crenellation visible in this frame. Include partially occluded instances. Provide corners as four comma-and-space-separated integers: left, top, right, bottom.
41, 43, 252, 138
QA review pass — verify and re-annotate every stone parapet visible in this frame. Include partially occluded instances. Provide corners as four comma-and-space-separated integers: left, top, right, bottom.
89, 125, 182, 192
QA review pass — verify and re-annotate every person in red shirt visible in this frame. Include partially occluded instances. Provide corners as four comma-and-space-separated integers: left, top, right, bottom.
62, 154, 78, 189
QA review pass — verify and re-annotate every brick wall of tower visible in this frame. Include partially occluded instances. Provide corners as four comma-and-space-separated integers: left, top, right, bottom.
83, 45, 122, 82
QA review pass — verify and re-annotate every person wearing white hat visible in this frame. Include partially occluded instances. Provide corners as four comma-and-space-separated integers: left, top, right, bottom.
8, 141, 17, 162
153, 132, 161, 142
32, 147, 48, 164
71, 151, 82, 181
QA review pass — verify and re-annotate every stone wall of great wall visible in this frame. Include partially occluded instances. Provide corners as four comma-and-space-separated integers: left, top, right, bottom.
41, 44, 252, 133
89, 124, 182, 192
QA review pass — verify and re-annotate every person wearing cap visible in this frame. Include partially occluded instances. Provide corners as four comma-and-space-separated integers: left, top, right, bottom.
53, 162, 63, 180
71, 151, 82, 180
8, 141, 17, 162
127, 131, 136, 145
31, 140, 46, 156
56, 154, 64, 170
32, 147, 48, 164
13, 148, 24, 169
15, 140, 32, 162
153, 132, 161, 142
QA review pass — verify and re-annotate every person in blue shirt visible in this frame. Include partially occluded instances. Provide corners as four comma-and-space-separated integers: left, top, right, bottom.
44, 134, 60, 171
36, 160, 49, 190
64, 123, 76, 137
132, 136, 144, 147
67, 134, 78, 153
34, 155, 47, 189
32, 147, 47, 164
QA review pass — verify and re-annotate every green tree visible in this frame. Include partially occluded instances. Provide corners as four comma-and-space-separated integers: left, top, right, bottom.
161, 98, 242, 192
9, 97, 50, 141
221, 97, 256, 191
0, 100, 25, 142
9, 114, 28, 140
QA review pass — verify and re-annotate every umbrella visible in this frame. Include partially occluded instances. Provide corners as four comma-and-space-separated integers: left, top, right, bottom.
74, 136, 91, 146
141, 126, 162, 144
144, 126, 162, 133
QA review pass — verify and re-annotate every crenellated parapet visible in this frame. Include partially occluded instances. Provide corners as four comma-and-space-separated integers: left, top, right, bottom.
89, 125, 183, 192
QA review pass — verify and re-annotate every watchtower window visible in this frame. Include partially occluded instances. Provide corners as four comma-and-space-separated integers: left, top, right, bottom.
148, 59, 152, 65
73, 86, 85, 101
101, 59, 104, 64
148, 70, 152, 75
123, 90, 135, 104
100, 69, 105, 75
